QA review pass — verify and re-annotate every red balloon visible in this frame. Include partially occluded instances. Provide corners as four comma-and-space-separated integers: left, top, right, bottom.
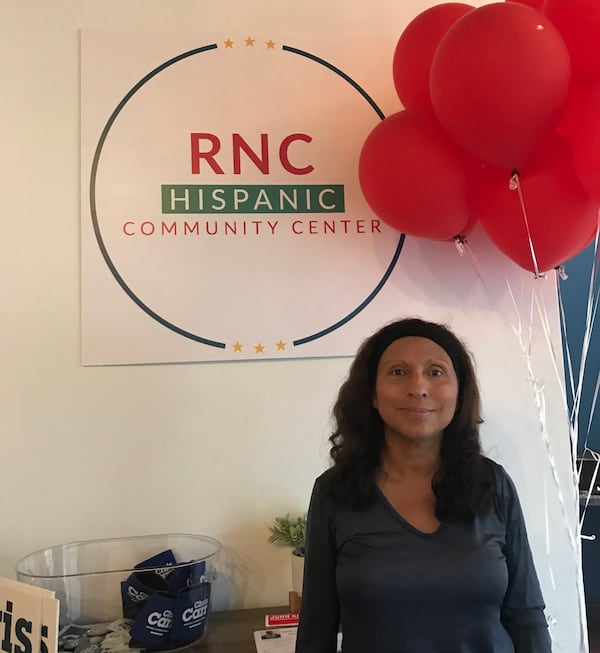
477, 137, 598, 273
556, 82, 589, 140
393, 3, 474, 110
546, 0, 600, 84
430, 2, 571, 169
359, 110, 477, 240
456, 213, 479, 239
584, 225, 600, 249
568, 84, 600, 204
506, 0, 546, 11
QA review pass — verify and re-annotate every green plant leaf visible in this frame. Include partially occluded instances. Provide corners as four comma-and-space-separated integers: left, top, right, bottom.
267, 513, 307, 555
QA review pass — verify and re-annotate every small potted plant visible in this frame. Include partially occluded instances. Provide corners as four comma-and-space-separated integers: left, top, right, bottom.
268, 513, 307, 596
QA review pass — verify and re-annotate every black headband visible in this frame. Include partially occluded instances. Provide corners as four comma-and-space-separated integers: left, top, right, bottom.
369, 320, 462, 381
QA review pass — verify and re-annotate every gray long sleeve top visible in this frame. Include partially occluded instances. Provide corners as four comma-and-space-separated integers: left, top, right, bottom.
295, 459, 551, 653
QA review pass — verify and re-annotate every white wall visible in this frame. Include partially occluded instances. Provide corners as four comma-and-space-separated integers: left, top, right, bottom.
0, 1, 585, 650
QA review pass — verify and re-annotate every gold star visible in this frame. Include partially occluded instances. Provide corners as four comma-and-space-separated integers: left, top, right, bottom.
254, 343, 265, 353
266, 39, 276, 49
224, 38, 234, 48
245, 36, 255, 46
232, 342, 243, 352
276, 340, 286, 351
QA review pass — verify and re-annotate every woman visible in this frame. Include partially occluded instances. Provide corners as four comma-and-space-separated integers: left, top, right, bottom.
295, 318, 551, 653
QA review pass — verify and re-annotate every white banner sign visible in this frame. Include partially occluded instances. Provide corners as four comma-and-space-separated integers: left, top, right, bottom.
81, 28, 427, 365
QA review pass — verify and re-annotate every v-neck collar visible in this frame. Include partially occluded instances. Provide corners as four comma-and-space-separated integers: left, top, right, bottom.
374, 484, 446, 538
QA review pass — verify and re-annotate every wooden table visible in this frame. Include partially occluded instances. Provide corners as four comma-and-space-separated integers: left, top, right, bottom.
198, 606, 600, 652
198, 607, 288, 653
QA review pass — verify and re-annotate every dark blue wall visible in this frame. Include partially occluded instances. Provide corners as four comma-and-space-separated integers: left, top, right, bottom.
560, 243, 599, 452
562, 244, 600, 609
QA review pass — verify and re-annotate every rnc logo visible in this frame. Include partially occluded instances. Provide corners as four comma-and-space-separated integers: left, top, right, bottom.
84, 31, 403, 364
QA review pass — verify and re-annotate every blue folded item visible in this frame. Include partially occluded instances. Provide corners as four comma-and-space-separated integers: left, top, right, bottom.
124, 551, 211, 649
135, 549, 178, 580
121, 570, 169, 618
167, 559, 207, 594
170, 582, 211, 643
188, 560, 207, 586
130, 592, 176, 649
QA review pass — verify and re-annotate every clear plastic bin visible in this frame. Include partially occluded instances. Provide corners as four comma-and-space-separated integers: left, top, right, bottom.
15, 533, 221, 650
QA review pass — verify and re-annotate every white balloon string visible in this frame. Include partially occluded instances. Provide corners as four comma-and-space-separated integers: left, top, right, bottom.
566, 228, 599, 454
585, 225, 600, 444
578, 228, 599, 557
557, 281, 578, 429
532, 272, 600, 545
587, 373, 600, 437
507, 279, 589, 653
580, 450, 600, 535
534, 280, 567, 400
583, 232, 600, 443
545, 236, 599, 477
543, 474, 557, 590
583, 272, 598, 447
506, 278, 578, 551
454, 238, 490, 290
454, 238, 589, 649
533, 280, 578, 467
510, 171, 544, 279
460, 208, 593, 651
565, 226, 600, 582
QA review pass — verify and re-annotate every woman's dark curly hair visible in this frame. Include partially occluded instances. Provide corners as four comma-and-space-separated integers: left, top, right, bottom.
322, 317, 493, 521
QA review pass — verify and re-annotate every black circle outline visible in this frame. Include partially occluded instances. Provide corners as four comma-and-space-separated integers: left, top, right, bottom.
89, 42, 404, 350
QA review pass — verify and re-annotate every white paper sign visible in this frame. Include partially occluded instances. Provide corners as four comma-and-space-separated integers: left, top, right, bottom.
0, 577, 59, 653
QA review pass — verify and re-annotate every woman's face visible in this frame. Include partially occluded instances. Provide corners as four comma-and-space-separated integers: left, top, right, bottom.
372, 336, 459, 444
